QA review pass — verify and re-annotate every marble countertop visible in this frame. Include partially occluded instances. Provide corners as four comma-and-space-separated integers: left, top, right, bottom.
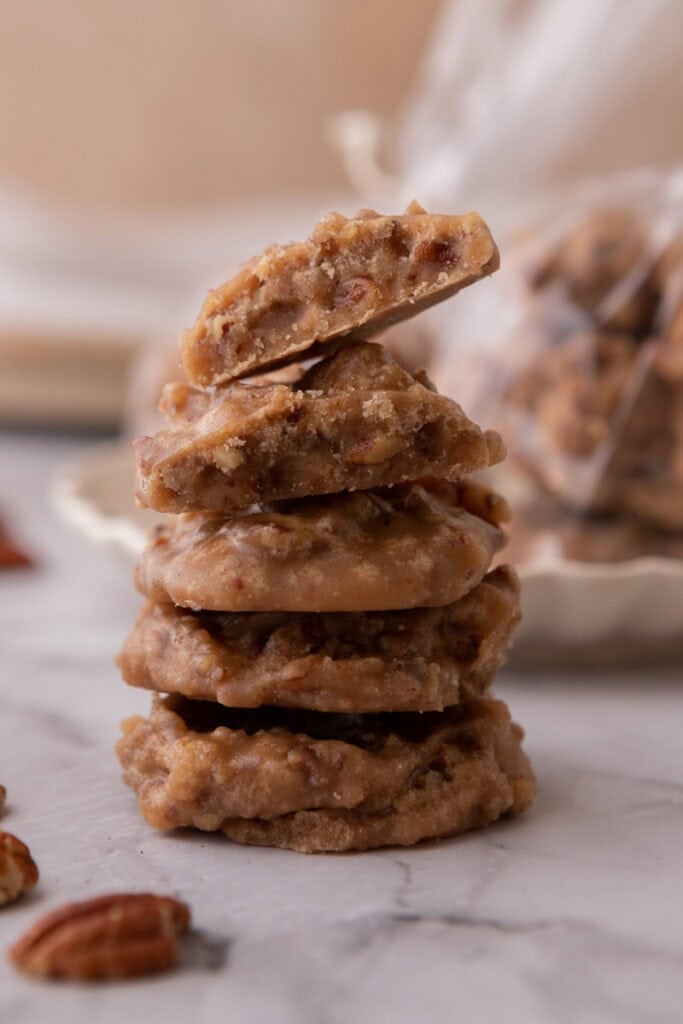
1, 432, 682, 1024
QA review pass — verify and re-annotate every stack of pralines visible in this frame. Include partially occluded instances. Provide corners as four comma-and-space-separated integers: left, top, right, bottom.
116, 204, 535, 853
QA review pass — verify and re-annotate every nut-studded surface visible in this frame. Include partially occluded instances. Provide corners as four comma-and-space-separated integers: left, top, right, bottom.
0, 832, 39, 906
135, 341, 504, 514
116, 201, 534, 856
116, 695, 535, 852
181, 203, 499, 386
134, 480, 507, 613
9, 893, 190, 981
119, 566, 520, 713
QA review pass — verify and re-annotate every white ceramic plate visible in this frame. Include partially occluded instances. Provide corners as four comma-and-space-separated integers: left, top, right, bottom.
52, 442, 683, 667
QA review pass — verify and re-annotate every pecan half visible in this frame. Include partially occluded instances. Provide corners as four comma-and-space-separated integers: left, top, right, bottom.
413, 239, 458, 265
332, 276, 379, 309
345, 434, 403, 465
9, 892, 191, 981
0, 832, 39, 906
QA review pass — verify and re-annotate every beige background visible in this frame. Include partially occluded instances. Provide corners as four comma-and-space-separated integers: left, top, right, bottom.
0, 0, 441, 213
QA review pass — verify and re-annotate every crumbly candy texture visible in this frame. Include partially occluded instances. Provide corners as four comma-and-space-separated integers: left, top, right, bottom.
134, 480, 507, 613
116, 695, 535, 853
181, 203, 500, 386
118, 566, 520, 713
135, 341, 505, 513
117, 202, 534, 853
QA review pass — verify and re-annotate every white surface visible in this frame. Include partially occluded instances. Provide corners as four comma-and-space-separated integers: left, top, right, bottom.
52, 440, 683, 661
2, 432, 683, 1024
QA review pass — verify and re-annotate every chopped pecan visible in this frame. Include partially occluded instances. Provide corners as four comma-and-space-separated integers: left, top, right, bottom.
9, 892, 191, 981
212, 443, 246, 472
0, 832, 39, 906
413, 239, 458, 265
345, 435, 403, 465
333, 276, 377, 308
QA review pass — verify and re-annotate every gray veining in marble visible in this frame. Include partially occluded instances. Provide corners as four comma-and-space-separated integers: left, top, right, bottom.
1, 433, 682, 1024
